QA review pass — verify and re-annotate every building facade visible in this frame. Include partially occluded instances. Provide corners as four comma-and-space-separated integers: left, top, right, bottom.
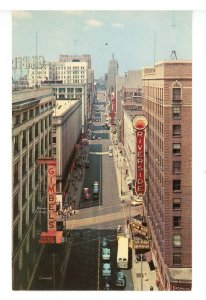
142, 60, 192, 290
52, 99, 82, 194
12, 87, 55, 289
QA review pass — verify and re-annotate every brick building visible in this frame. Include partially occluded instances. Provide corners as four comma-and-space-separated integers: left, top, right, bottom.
142, 60, 192, 290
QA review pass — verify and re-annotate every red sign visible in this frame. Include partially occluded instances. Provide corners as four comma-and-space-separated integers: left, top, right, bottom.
39, 231, 63, 244
47, 165, 56, 231
133, 116, 148, 196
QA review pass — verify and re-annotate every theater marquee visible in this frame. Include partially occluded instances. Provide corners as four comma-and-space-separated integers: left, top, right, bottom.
133, 116, 148, 196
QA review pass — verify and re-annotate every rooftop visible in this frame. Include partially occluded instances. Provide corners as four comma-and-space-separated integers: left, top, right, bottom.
169, 268, 192, 282
53, 100, 79, 117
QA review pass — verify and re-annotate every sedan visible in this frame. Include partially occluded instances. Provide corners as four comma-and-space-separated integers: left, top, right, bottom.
102, 263, 111, 277
131, 200, 143, 206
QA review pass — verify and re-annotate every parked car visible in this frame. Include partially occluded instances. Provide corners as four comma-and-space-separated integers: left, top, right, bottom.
115, 271, 126, 288
93, 181, 99, 194
133, 214, 144, 222
102, 248, 110, 261
83, 187, 91, 200
109, 152, 113, 157
102, 263, 111, 277
131, 199, 143, 206
103, 277, 111, 290
101, 237, 109, 248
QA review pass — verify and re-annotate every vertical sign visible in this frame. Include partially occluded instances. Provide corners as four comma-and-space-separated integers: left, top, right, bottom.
37, 158, 57, 232
133, 116, 148, 196
47, 164, 56, 232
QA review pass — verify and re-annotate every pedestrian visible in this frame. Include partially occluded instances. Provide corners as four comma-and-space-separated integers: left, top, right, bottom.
150, 286, 153, 291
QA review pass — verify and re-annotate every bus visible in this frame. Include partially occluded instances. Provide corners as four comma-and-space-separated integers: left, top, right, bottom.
117, 236, 129, 269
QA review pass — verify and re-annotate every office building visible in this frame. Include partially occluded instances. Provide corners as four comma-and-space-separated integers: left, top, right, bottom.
142, 60, 192, 290
12, 87, 55, 289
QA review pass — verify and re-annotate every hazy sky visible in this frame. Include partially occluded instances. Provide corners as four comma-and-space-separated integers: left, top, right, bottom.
12, 10, 192, 78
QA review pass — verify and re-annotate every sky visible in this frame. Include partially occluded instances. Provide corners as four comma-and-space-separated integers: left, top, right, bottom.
12, 10, 192, 78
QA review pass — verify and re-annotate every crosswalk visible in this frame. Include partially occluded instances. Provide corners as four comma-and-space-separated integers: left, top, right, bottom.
65, 210, 124, 229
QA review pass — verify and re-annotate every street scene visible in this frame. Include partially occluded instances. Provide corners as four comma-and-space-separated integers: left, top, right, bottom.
11, 9, 192, 293
29, 101, 153, 291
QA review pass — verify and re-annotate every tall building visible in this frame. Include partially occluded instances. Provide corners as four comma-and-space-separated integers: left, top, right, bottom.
52, 99, 82, 194
12, 87, 55, 289
108, 53, 119, 94
142, 60, 192, 290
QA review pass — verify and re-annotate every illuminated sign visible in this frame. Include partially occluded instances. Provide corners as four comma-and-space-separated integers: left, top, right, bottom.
133, 116, 148, 196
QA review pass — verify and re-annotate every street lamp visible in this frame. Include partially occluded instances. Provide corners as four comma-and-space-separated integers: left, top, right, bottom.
140, 253, 143, 291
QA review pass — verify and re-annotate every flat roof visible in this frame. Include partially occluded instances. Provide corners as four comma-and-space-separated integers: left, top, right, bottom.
169, 268, 192, 282
53, 100, 79, 117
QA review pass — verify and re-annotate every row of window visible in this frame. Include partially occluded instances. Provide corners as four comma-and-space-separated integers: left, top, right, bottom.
13, 117, 52, 155
14, 102, 52, 126
13, 134, 52, 187
54, 88, 83, 93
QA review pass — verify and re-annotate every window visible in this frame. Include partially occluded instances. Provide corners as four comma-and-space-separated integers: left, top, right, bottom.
172, 88, 181, 101
52, 137, 56, 144
173, 198, 181, 209
35, 107, 39, 116
29, 127, 33, 143
29, 109, 34, 118
41, 119, 44, 132
22, 111, 28, 122
173, 234, 181, 247
173, 107, 181, 119
13, 193, 19, 220
173, 161, 181, 173
22, 183, 27, 206
35, 144, 39, 161
29, 174, 33, 194
13, 162, 19, 187
41, 139, 44, 154
173, 180, 181, 191
35, 123, 39, 137
173, 143, 181, 155
14, 114, 21, 126
22, 130, 27, 148
173, 253, 182, 266
22, 155, 27, 177
13, 136, 19, 155
29, 148, 33, 168
173, 216, 181, 228
173, 125, 181, 137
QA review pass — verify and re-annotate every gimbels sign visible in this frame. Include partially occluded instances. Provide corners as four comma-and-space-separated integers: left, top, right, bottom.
132, 116, 148, 196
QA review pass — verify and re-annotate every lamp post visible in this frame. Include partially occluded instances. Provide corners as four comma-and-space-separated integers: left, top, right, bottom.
140, 253, 143, 291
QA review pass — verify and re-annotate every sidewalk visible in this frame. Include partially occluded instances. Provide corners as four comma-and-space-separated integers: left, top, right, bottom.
131, 249, 158, 291
111, 132, 158, 291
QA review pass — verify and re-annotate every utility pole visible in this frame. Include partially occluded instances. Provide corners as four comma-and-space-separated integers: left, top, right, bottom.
52, 253, 56, 290
140, 253, 143, 291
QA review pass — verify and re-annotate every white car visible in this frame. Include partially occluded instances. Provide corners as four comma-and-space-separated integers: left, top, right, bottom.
109, 152, 113, 157
102, 248, 111, 261
131, 200, 143, 206
102, 263, 111, 277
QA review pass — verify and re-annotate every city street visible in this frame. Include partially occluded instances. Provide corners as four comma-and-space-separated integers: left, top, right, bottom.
30, 102, 135, 290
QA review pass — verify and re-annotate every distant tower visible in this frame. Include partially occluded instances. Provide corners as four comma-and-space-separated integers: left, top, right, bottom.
170, 11, 177, 60
108, 53, 119, 94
